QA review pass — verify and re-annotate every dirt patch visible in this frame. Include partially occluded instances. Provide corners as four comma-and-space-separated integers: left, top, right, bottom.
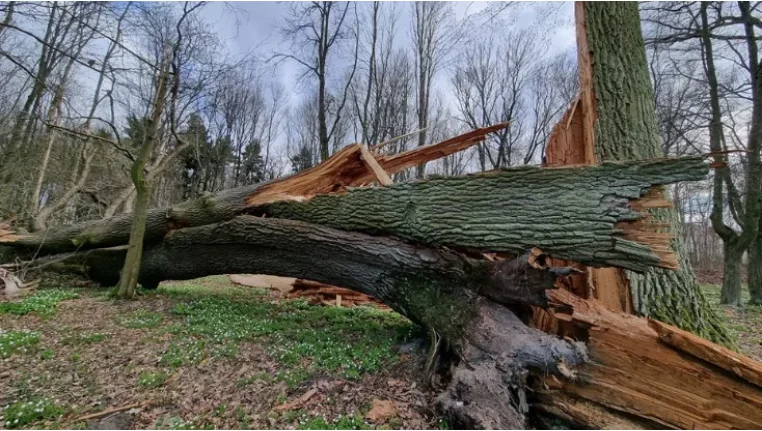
0, 278, 439, 429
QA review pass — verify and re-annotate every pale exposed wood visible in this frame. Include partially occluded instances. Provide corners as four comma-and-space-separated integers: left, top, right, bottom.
359, 145, 392, 185
648, 319, 762, 389
538, 2, 633, 316
245, 123, 508, 206
541, 289, 762, 429
575, 2, 597, 166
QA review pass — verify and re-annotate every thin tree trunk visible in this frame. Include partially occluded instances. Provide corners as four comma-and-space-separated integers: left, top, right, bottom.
749, 237, 762, 305
115, 55, 170, 299
721, 241, 744, 306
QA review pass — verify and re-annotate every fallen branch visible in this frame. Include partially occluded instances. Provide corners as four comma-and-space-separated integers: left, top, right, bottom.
72, 401, 147, 422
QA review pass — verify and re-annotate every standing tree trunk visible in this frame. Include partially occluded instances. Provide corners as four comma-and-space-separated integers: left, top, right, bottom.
115, 54, 170, 300
750, 238, 762, 305
543, 2, 731, 344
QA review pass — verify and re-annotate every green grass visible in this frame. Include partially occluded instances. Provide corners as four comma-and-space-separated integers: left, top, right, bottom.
119, 310, 164, 329
159, 339, 207, 367
61, 332, 107, 346
0, 329, 40, 359
167, 294, 416, 383
295, 413, 372, 430
39, 348, 55, 360
137, 370, 169, 389
0, 290, 78, 317
3, 398, 66, 429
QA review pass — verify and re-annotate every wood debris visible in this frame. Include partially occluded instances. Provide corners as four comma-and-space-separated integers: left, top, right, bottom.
287, 279, 390, 310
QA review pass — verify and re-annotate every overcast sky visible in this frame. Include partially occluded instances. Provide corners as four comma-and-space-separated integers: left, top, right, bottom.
198, 1, 578, 111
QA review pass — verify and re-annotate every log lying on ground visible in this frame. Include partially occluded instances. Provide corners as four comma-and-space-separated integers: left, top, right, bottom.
249, 157, 708, 271
43, 215, 762, 429
5, 157, 708, 271
46, 215, 586, 429
1, 124, 507, 255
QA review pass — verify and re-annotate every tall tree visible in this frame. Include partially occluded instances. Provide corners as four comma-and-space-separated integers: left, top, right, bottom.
410, 2, 456, 178
548, 2, 731, 343
115, 1, 204, 299
276, 2, 358, 162
643, 2, 762, 306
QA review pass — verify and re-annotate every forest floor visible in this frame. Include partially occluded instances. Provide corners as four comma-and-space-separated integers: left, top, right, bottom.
700, 283, 762, 361
1, 276, 760, 430
0, 276, 444, 430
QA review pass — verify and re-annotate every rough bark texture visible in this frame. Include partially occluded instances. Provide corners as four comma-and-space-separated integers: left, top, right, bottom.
3, 124, 506, 256
721, 241, 744, 306
47, 215, 587, 429
750, 238, 762, 305
583, 2, 731, 344
252, 157, 708, 271
43, 215, 762, 429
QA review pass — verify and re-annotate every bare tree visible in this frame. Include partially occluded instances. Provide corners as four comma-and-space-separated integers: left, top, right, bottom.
643, 1, 762, 305
410, 1, 457, 178
275, 1, 358, 161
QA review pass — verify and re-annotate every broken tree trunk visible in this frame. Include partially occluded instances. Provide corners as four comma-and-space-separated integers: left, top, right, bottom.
536, 289, 762, 429
34, 215, 587, 429
41, 215, 762, 429
540, 1, 730, 345
3, 157, 707, 270
1, 124, 507, 255
249, 157, 706, 271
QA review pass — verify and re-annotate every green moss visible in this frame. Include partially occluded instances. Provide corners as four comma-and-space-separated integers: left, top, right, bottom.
392, 272, 478, 344
644, 290, 736, 348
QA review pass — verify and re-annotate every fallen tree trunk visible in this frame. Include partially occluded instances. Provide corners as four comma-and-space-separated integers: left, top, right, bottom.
249, 157, 706, 271
1, 124, 506, 255
43, 215, 762, 429
6, 157, 709, 271
47, 215, 587, 429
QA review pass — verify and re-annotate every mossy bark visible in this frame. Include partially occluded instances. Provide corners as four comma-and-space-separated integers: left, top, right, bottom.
750, 237, 762, 305
46, 215, 587, 428
252, 157, 708, 272
6, 158, 708, 273
583, 2, 731, 344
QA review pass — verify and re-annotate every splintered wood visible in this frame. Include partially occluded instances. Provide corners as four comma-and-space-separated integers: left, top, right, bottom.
288, 279, 390, 309
242, 123, 508, 306
539, 290, 762, 429
244, 122, 508, 206
619, 186, 678, 269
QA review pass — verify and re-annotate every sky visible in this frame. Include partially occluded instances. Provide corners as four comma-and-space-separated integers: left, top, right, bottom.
198, 1, 578, 112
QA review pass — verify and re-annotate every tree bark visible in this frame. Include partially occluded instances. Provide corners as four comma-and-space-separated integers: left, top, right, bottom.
115, 52, 170, 300
5, 125, 506, 255
750, 237, 762, 305
41, 214, 589, 429
43, 215, 762, 429
721, 241, 744, 306
4, 157, 709, 272
580, 2, 731, 344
